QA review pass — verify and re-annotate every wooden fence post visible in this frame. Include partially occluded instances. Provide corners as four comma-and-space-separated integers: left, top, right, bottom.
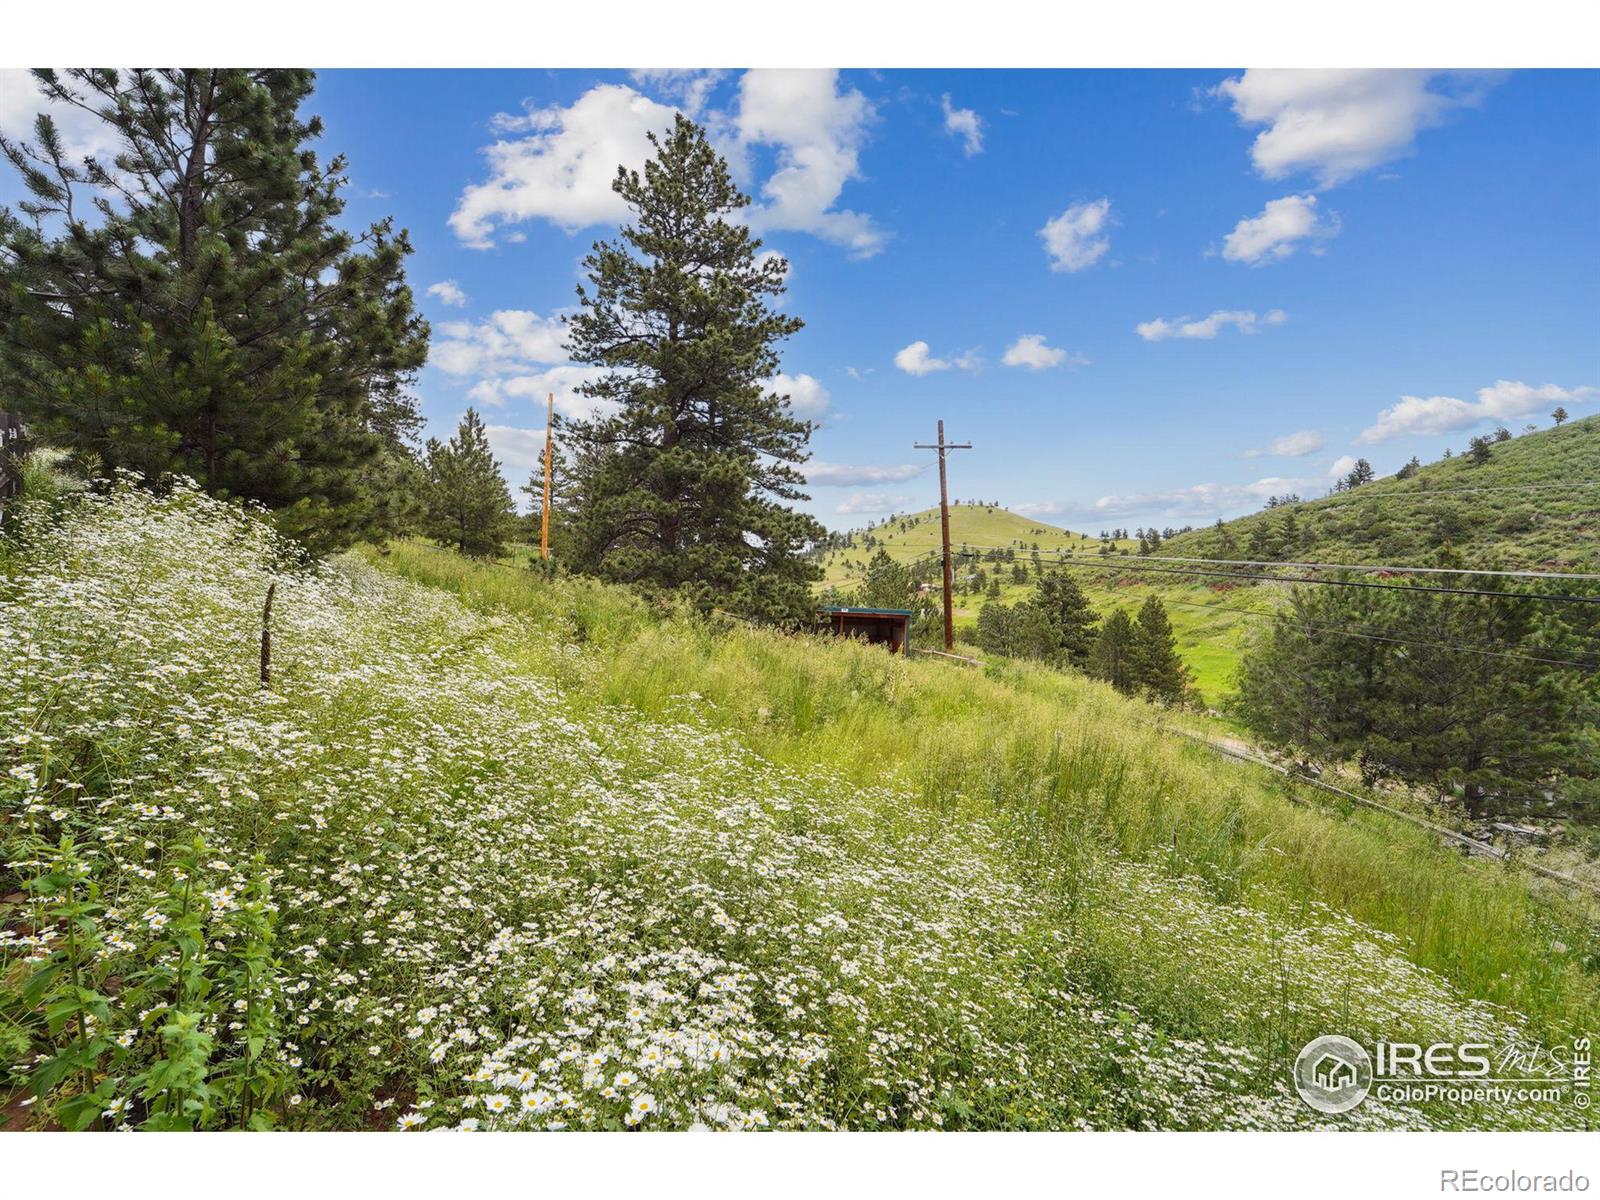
259, 582, 276, 688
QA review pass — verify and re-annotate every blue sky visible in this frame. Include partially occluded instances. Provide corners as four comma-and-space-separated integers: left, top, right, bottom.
6, 68, 1598, 531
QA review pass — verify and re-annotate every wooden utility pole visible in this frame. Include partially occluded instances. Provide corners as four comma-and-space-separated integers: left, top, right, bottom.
914, 420, 972, 651
541, 392, 554, 560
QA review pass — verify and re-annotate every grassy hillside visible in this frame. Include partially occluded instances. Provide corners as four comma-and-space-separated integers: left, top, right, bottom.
1166, 414, 1600, 569
3, 482, 1596, 1130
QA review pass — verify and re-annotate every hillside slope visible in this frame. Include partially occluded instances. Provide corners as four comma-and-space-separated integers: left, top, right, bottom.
2, 482, 1595, 1130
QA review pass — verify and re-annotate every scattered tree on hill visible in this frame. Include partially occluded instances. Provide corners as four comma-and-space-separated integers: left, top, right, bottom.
561, 115, 823, 623
1395, 456, 1422, 480
1552, 406, 1568, 426
1342, 458, 1376, 490
1131, 595, 1188, 704
1089, 608, 1139, 694
423, 409, 515, 558
0, 69, 429, 555
1468, 435, 1494, 465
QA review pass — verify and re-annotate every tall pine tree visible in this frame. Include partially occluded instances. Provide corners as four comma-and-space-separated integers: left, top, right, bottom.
1131, 594, 1188, 704
1090, 609, 1139, 694
423, 408, 515, 558
0, 69, 428, 554
562, 115, 824, 623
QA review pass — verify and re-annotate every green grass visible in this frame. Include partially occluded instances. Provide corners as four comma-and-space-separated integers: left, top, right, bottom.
5, 482, 1595, 1132
367, 538, 1600, 1041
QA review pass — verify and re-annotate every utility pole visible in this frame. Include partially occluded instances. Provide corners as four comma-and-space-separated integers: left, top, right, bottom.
914, 420, 972, 651
541, 392, 554, 560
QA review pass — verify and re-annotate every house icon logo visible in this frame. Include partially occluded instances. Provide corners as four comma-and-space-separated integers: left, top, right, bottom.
1294, 1035, 1373, 1114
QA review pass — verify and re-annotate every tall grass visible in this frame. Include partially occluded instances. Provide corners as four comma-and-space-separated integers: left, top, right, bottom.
364, 540, 1600, 1037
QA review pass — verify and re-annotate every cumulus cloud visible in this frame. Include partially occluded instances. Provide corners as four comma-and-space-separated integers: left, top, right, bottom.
432, 310, 568, 376
1216, 69, 1502, 188
466, 366, 612, 421
940, 94, 983, 156
768, 372, 831, 420
1244, 429, 1324, 458
452, 72, 885, 257
451, 84, 678, 248
425, 280, 468, 307
1327, 454, 1359, 479
837, 492, 915, 516
1357, 379, 1597, 443
805, 462, 926, 487
1013, 501, 1069, 518
1039, 198, 1113, 273
894, 341, 949, 376
1089, 476, 1310, 519
1001, 334, 1086, 370
1220, 195, 1338, 265
1136, 309, 1287, 341
734, 69, 886, 258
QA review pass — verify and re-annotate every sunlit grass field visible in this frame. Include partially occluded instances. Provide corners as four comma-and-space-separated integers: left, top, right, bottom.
2, 483, 1595, 1132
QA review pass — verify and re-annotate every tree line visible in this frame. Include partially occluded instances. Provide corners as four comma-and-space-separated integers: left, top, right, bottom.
2, 72, 826, 624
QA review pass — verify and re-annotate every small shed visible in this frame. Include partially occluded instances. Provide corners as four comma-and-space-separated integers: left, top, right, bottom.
818, 606, 911, 656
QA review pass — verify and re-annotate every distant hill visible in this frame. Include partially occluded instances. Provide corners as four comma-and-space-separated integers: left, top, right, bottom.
1167, 414, 1598, 570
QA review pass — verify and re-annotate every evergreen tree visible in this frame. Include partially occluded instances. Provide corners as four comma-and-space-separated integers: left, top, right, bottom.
1131, 595, 1187, 704
856, 548, 913, 610
1343, 458, 1376, 489
1031, 571, 1099, 669
423, 409, 515, 558
1395, 456, 1422, 480
562, 115, 823, 623
1468, 435, 1494, 464
1089, 609, 1139, 694
0, 69, 428, 555
1236, 579, 1593, 819
1552, 406, 1568, 426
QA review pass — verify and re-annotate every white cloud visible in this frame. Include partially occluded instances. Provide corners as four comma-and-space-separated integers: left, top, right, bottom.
1244, 429, 1324, 458
1357, 379, 1598, 443
1001, 334, 1087, 370
940, 94, 983, 156
1327, 454, 1359, 479
1136, 309, 1287, 341
425, 280, 468, 307
1013, 501, 1069, 518
483, 425, 550, 474
894, 341, 949, 376
1220, 195, 1338, 265
629, 69, 725, 116
432, 309, 567, 376
1039, 198, 1112, 273
466, 366, 612, 421
837, 492, 915, 516
768, 372, 831, 420
805, 462, 926, 487
452, 72, 885, 257
0, 68, 125, 167
1089, 476, 1309, 519
1216, 69, 1501, 188
450, 84, 678, 248
734, 69, 886, 258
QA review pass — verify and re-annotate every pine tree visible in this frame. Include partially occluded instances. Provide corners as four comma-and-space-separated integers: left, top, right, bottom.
1089, 608, 1139, 694
0, 70, 428, 555
1395, 456, 1422, 480
1552, 406, 1568, 426
1468, 435, 1493, 464
423, 409, 515, 558
1131, 595, 1187, 704
1343, 458, 1376, 489
856, 548, 913, 610
562, 115, 823, 623
1030, 571, 1099, 668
